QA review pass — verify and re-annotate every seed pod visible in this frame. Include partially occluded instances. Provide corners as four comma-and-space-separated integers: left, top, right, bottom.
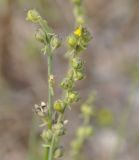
74, 70, 85, 80
67, 35, 77, 48
71, 58, 83, 69
26, 9, 41, 23
52, 123, 65, 136
54, 100, 65, 113
41, 129, 53, 141
34, 102, 47, 117
51, 35, 61, 51
61, 78, 73, 90
35, 28, 46, 43
67, 91, 80, 103
54, 146, 64, 158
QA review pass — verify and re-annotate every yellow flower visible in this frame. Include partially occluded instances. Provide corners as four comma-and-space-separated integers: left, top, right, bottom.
74, 26, 82, 37
26, 9, 41, 23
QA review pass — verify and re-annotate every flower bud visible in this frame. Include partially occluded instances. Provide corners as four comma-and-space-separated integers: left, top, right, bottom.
35, 28, 46, 43
52, 123, 65, 136
67, 35, 77, 48
54, 146, 64, 158
71, 58, 83, 69
41, 129, 53, 141
74, 70, 85, 80
26, 9, 41, 23
77, 16, 85, 25
54, 100, 65, 113
61, 78, 73, 90
67, 91, 80, 103
51, 35, 61, 51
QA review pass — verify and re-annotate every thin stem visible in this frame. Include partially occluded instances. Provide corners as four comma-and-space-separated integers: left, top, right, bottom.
47, 46, 53, 119
44, 45, 53, 160
48, 135, 55, 160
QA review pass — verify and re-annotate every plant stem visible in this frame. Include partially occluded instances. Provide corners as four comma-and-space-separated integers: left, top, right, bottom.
47, 46, 53, 119
48, 135, 55, 160
44, 45, 53, 160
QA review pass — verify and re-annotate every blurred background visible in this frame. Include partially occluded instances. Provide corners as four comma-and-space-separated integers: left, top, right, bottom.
0, 0, 139, 160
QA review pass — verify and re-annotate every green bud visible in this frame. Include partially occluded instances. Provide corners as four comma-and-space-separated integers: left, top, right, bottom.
52, 123, 65, 136
61, 78, 73, 90
51, 35, 61, 51
81, 104, 93, 117
35, 28, 46, 43
54, 147, 64, 159
67, 91, 80, 103
77, 16, 85, 25
71, 58, 83, 69
67, 35, 77, 48
74, 70, 85, 80
26, 9, 41, 23
54, 100, 65, 113
82, 27, 92, 43
41, 129, 53, 141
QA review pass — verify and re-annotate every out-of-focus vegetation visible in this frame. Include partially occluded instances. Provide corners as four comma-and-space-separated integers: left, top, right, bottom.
0, 0, 139, 160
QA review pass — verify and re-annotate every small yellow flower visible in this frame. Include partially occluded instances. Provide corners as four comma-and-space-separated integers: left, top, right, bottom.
26, 9, 41, 23
74, 26, 82, 37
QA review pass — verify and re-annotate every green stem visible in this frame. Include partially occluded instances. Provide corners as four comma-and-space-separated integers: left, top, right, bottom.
47, 46, 53, 119
44, 45, 53, 160
48, 136, 55, 160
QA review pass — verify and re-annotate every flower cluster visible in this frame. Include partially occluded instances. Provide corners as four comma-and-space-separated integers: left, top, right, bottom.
26, 5, 92, 160
26, 9, 61, 52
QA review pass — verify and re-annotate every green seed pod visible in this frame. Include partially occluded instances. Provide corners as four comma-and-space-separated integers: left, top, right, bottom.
82, 27, 92, 43
67, 91, 80, 103
74, 70, 85, 80
67, 35, 77, 48
54, 146, 64, 159
52, 123, 65, 136
51, 35, 61, 51
41, 129, 53, 141
61, 78, 73, 90
71, 58, 83, 69
54, 100, 65, 113
26, 9, 41, 23
35, 28, 46, 43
